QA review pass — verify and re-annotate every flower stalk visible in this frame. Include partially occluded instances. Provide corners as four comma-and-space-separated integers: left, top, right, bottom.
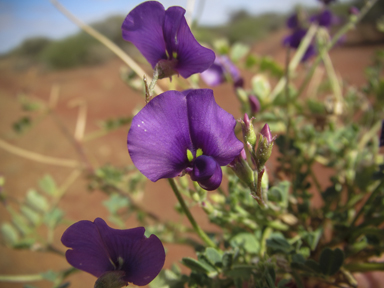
168, 178, 217, 248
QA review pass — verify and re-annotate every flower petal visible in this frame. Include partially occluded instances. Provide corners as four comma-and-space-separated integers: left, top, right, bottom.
191, 155, 217, 181
196, 160, 223, 191
186, 89, 243, 165
122, 1, 167, 68
163, 7, 215, 78
61, 220, 114, 278
128, 91, 193, 181
200, 63, 225, 86
93, 218, 165, 286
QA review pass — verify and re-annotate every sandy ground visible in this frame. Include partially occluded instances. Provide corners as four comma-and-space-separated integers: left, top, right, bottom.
0, 29, 384, 288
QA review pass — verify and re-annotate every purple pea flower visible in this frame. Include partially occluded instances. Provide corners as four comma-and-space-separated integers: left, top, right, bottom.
127, 89, 244, 191
61, 218, 165, 287
310, 9, 339, 28
286, 13, 300, 29
283, 28, 316, 62
201, 55, 244, 88
122, 1, 215, 79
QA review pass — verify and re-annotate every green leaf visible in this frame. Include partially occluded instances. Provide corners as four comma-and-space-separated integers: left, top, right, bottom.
11, 211, 31, 236
266, 234, 292, 254
307, 99, 325, 114
1, 222, 19, 246
21, 205, 42, 226
39, 174, 57, 196
278, 279, 293, 288
305, 259, 321, 273
301, 228, 323, 251
230, 233, 260, 254
251, 74, 271, 102
292, 254, 306, 264
103, 194, 129, 214
319, 248, 344, 275
205, 247, 222, 267
230, 43, 250, 62
26, 189, 49, 212
222, 252, 233, 270
41, 270, 59, 282
181, 257, 211, 273
44, 208, 63, 229
224, 265, 254, 279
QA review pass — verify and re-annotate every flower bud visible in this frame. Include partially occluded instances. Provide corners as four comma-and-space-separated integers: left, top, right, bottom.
249, 95, 260, 115
255, 124, 274, 172
240, 114, 257, 148
94, 271, 127, 288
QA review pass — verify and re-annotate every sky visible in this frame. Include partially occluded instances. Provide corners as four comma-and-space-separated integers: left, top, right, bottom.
0, 0, 346, 54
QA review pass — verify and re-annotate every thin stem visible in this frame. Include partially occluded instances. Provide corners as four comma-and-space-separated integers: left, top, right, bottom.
344, 262, 384, 273
269, 24, 318, 101
49, 0, 163, 95
0, 274, 44, 282
0, 138, 80, 168
168, 178, 217, 248
322, 52, 343, 103
350, 179, 384, 226
296, 0, 378, 98
358, 120, 382, 150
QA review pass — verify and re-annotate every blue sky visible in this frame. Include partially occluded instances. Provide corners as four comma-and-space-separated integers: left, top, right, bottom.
0, 0, 345, 54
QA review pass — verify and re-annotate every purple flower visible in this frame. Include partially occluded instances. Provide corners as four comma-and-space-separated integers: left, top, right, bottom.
122, 1, 215, 79
201, 55, 243, 88
127, 89, 243, 190
286, 13, 300, 29
310, 9, 338, 28
61, 218, 165, 286
283, 28, 316, 62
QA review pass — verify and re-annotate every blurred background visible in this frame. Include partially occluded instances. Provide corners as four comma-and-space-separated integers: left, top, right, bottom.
1, 0, 384, 287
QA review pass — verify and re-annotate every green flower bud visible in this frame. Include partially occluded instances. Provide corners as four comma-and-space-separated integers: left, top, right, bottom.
255, 124, 274, 172
240, 114, 257, 148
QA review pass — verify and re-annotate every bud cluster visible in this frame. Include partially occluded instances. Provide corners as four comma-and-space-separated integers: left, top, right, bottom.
229, 114, 276, 207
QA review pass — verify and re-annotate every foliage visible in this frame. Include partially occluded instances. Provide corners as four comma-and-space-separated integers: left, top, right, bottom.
1, 0, 384, 288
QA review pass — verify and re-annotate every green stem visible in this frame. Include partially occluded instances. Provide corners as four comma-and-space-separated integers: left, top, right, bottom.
49, 0, 163, 95
269, 24, 318, 101
322, 52, 343, 103
168, 178, 217, 248
358, 120, 382, 150
351, 179, 384, 226
344, 262, 384, 273
296, 0, 378, 99
259, 226, 272, 257
0, 274, 43, 282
